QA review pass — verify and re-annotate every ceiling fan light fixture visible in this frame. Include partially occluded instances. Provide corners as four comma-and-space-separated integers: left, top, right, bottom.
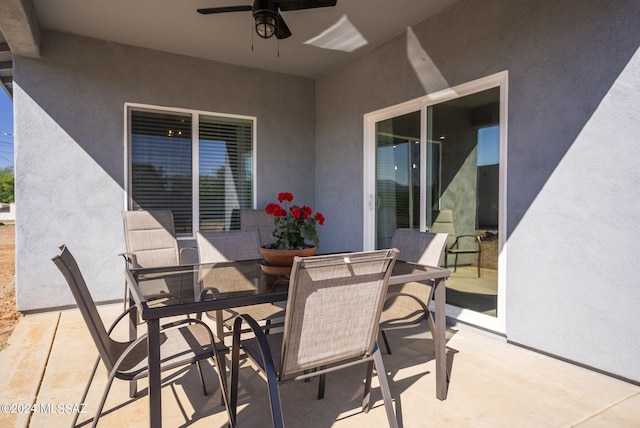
198, 0, 335, 41
254, 10, 277, 39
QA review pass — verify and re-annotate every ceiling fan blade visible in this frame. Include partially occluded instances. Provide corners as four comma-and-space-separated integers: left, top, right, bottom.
197, 5, 253, 14
276, 0, 337, 12
275, 14, 292, 39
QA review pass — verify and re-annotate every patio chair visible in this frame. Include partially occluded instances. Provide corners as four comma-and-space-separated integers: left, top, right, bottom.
122, 209, 196, 268
240, 208, 276, 247
379, 229, 448, 354
52, 245, 229, 428
229, 249, 400, 428
121, 210, 196, 310
430, 209, 482, 277
195, 230, 286, 342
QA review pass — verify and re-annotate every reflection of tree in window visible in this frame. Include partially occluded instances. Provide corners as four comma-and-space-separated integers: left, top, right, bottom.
129, 108, 253, 235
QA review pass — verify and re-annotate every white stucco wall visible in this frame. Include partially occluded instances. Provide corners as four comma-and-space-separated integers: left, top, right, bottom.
507, 47, 640, 378
15, 86, 125, 306
315, 0, 640, 383
14, 30, 315, 311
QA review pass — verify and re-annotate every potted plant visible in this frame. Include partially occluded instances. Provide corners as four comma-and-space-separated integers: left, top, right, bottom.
259, 192, 325, 267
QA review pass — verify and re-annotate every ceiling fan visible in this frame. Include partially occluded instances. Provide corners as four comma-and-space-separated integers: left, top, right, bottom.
197, 0, 338, 40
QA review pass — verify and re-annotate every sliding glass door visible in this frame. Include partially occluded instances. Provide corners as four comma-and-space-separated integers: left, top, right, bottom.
375, 110, 421, 249
364, 72, 507, 332
426, 87, 501, 321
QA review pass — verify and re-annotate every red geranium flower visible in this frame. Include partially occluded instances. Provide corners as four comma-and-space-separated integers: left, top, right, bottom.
265, 203, 281, 215
264, 192, 325, 250
278, 192, 294, 203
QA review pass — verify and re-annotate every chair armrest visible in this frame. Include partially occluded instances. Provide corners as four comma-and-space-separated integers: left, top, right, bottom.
384, 291, 431, 316
179, 247, 198, 264
449, 234, 481, 250
232, 315, 276, 371
106, 305, 138, 335
197, 287, 219, 302
195, 287, 220, 320
118, 252, 139, 268
230, 314, 283, 427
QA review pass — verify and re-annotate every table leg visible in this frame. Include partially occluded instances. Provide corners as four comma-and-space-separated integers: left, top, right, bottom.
434, 277, 448, 400
128, 293, 138, 398
147, 318, 162, 428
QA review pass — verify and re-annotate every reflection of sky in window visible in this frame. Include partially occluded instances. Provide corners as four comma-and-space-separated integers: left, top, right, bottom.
199, 139, 227, 177
132, 134, 251, 179
379, 125, 499, 188
131, 135, 191, 176
200, 139, 253, 179
477, 125, 500, 166
377, 141, 414, 186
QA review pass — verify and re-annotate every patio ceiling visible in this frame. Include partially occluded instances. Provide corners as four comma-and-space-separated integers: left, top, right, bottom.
0, 0, 460, 94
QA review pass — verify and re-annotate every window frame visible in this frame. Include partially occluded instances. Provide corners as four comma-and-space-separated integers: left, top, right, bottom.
124, 103, 257, 238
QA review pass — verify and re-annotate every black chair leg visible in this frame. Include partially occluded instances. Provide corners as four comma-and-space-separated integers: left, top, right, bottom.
381, 330, 392, 354
362, 360, 374, 413
317, 369, 326, 399
196, 361, 208, 396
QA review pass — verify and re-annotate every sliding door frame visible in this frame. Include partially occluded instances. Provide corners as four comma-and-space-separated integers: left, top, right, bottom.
363, 71, 508, 333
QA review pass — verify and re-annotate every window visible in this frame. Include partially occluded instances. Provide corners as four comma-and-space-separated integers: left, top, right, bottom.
128, 105, 254, 236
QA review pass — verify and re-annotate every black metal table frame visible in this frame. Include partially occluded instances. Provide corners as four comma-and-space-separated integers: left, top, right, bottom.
125, 259, 450, 428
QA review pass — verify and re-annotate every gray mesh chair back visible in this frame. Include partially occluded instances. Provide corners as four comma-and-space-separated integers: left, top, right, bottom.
379, 229, 448, 354
53, 246, 116, 373
122, 210, 180, 268
390, 228, 448, 266
229, 249, 400, 428
429, 210, 457, 249
196, 229, 262, 262
196, 229, 285, 342
430, 209, 482, 277
240, 208, 275, 246
52, 245, 228, 427
121, 210, 192, 311
281, 250, 397, 375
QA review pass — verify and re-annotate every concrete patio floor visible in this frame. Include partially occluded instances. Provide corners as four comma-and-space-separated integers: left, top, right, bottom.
0, 304, 638, 427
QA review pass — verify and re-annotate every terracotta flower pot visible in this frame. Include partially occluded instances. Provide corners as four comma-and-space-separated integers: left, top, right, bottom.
259, 246, 317, 267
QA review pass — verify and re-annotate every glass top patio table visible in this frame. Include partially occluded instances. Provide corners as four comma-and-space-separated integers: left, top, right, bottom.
127, 259, 290, 320
125, 258, 450, 428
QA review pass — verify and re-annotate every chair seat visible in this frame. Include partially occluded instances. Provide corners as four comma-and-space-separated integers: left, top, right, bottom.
116, 322, 228, 380
380, 280, 432, 327
241, 332, 285, 373
217, 303, 286, 330
447, 248, 479, 254
379, 230, 446, 354
379, 306, 426, 330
